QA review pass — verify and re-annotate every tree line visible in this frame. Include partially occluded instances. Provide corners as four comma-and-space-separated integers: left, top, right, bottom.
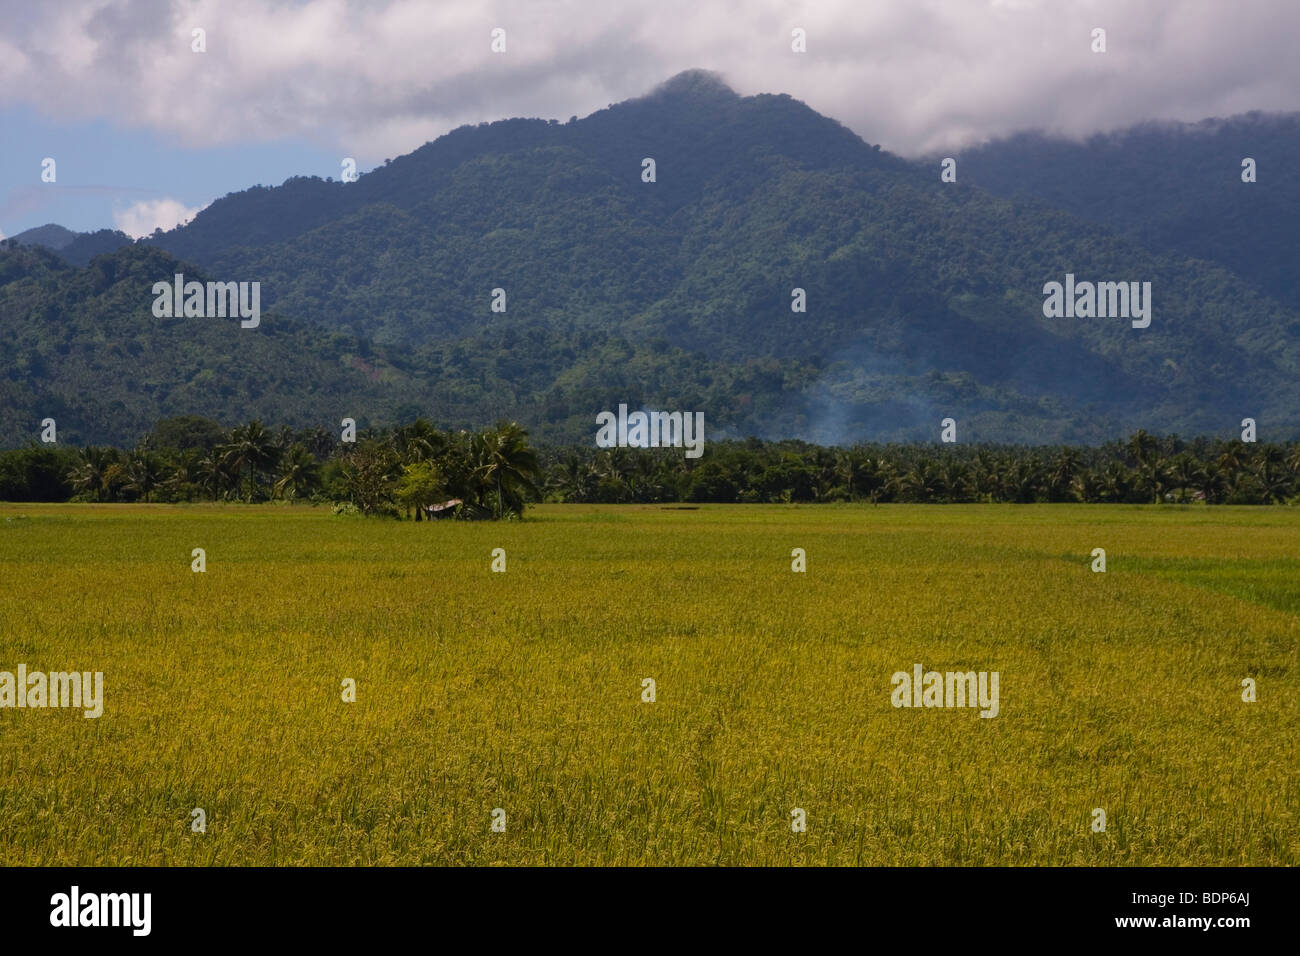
0, 416, 539, 519
1, 417, 1297, 511
544, 431, 1299, 505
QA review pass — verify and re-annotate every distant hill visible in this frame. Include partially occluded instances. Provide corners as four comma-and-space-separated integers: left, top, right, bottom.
59, 229, 137, 267
9, 224, 135, 266
3, 71, 1298, 447
951, 113, 1300, 308
0, 244, 428, 446
11, 223, 80, 250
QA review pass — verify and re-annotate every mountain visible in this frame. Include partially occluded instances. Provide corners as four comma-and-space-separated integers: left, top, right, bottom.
3, 70, 1298, 447
10, 224, 135, 266
951, 112, 1300, 307
0, 244, 429, 446
11, 224, 79, 250
59, 229, 137, 267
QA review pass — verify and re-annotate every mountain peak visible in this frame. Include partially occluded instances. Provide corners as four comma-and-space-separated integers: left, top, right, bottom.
12, 223, 80, 250
646, 69, 737, 101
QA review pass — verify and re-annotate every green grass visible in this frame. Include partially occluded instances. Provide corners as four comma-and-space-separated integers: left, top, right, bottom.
0, 502, 1295, 865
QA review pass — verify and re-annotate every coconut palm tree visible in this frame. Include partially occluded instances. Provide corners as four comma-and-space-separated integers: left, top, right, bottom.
1127, 431, 1166, 503
393, 418, 442, 465
1071, 468, 1103, 503
1199, 460, 1228, 504
1251, 446, 1293, 504
899, 459, 942, 503
304, 426, 336, 460
1166, 453, 1204, 503
221, 420, 280, 502
68, 446, 115, 501
999, 457, 1039, 503
1128, 430, 1159, 465
471, 421, 541, 518
124, 447, 166, 502
596, 447, 633, 483
1046, 449, 1081, 502
163, 450, 201, 502
1216, 439, 1248, 473
971, 451, 1001, 502
832, 450, 858, 500
195, 451, 237, 501
548, 454, 595, 503
102, 459, 133, 502
939, 458, 971, 503
274, 444, 322, 500
1098, 461, 1132, 503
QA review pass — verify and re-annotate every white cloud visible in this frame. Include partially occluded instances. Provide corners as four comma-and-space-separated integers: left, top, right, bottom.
0, 0, 1296, 159
113, 198, 205, 239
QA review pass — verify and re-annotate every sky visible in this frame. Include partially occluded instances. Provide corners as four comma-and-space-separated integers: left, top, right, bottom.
2, 0, 1298, 238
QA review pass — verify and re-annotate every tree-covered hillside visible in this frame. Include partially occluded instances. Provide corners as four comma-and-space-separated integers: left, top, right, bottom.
952, 114, 1300, 308
0, 244, 422, 445
4, 72, 1298, 447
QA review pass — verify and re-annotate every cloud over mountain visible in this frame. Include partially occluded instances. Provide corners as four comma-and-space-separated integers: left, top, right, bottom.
113, 197, 205, 239
1, 0, 1298, 161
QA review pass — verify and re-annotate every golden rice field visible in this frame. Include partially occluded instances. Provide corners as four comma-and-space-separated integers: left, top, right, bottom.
0, 502, 1295, 866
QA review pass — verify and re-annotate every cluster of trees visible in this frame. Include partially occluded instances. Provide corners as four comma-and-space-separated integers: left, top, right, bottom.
0, 416, 540, 519
3, 420, 1296, 508
540, 431, 1300, 505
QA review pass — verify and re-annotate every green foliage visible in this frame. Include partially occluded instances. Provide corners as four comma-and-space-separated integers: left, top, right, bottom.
394, 460, 445, 518
0, 444, 79, 502
955, 115, 1300, 306
1, 416, 1295, 507
338, 440, 400, 516
0, 244, 422, 448
274, 443, 322, 501
541, 434, 1300, 506
472, 421, 540, 518
150, 415, 227, 454
3, 77, 1298, 445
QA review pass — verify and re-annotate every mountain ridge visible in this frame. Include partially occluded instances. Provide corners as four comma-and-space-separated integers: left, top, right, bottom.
4, 71, 1297, 447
